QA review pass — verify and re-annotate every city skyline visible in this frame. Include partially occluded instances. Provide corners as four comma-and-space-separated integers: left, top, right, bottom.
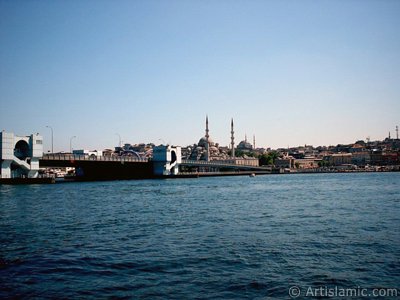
1, 1, 399, 151
1, 115, 398, 153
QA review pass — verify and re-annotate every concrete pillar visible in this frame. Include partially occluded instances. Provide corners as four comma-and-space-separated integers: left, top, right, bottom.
1, 160, 12, 178
153, 145, 182, 176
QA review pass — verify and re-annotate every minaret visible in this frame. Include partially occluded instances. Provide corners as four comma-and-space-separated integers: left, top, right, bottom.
205, 115, 209, 141
253, 135, 255, 150
230, 118, 235, 159
396, 126, 399, 140
205, 115, 210, 161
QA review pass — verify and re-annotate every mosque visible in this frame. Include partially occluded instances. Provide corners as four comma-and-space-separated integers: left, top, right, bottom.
187, 116, 259, 167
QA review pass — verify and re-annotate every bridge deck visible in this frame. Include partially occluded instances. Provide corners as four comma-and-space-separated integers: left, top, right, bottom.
40, 154, 153, 179
181, 159, 268, 171
42, 154, 148, 163
39, 155, 268, 176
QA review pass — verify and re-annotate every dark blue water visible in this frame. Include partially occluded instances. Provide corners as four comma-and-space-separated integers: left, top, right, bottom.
1, 173, 399, 299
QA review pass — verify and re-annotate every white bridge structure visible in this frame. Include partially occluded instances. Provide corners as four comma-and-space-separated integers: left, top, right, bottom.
152, 145, 182, 176
0, 131, 43, 179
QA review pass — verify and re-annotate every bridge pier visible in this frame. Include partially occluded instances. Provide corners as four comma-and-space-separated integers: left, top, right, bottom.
152, 145, 182, 176
0, 132, 43, 179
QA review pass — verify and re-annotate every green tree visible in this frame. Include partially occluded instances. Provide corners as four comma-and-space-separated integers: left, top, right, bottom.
318, 160, 331, 167
259, 151, 279, 166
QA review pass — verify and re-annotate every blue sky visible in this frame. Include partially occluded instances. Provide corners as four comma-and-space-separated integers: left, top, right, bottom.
1, 0, 399, 152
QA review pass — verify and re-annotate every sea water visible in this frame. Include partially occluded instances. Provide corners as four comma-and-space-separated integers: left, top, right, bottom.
1, 173, 399, 299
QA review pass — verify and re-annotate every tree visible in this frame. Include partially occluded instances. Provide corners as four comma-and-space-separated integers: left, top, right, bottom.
259, 151, 279, 166
317, 160, 331, 168
259, 154, 271, 165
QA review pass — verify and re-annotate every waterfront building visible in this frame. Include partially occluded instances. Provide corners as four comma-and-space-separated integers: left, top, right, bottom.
275, 156, 294, 169
351, 152, 371, 166
222, 157, 259, 167
370, 150, 400, 166
294, 157, 322, 169
327, 153, 352, 166
0, 131, 43, 178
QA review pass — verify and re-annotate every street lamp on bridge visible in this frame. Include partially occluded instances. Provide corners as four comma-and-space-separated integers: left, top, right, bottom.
46, 125, 54, 153
70, 136, 76, 153
116, 133, 121, 148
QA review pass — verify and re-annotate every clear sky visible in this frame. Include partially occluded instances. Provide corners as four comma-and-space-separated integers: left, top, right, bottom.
1, 0, 399, 152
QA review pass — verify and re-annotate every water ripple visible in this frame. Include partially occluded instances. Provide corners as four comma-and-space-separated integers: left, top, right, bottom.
1, 173, 399, 298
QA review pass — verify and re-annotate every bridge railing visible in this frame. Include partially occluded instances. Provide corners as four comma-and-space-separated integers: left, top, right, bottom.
181, 159, 261, 168
42, 154, 148, 163
181, 159, 234, 166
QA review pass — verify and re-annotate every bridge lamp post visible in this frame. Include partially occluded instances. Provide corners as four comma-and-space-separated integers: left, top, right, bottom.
116, 133, 121, 148
46, 125, 54, 153
70, 136, 76, 153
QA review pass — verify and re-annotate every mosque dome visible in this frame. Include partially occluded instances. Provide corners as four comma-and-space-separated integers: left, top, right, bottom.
237, 140, 253, 150
198, 136, 214, 147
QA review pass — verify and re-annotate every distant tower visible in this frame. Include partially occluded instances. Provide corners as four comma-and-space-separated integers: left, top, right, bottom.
230, 118, 235, 159
389, 131, 391, 140
396, 126, 399, 140
205, 115, 210, 161
253, 135, 256, 150
245, 133, 247, 143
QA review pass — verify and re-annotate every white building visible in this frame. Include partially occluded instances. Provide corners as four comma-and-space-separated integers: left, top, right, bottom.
0, 131, 43, 178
